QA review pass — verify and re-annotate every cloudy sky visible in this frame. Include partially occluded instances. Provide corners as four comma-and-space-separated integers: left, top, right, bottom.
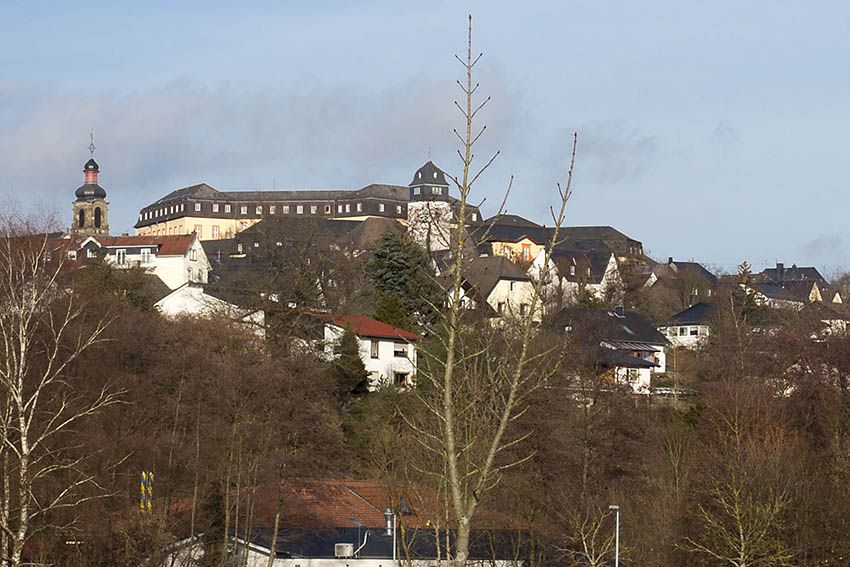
2, 1, 849, 274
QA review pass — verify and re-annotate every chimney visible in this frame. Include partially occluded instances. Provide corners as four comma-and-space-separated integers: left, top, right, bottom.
667, 257, 673, 265
776, 262, 784, 283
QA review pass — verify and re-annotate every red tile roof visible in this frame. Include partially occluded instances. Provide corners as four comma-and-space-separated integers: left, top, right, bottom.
330, 314, 422, 341
84, 235, 196, 256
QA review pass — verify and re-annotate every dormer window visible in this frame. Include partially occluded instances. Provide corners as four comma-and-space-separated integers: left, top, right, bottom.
256, 205, 263, 214
240, 206, 248, 215
194, 203, 201, 212
433, 171, 437, 179
224, 204, 231, 213
356, 203, 362, 212
586, 267, 591, 277
212, 203, 219, 213
433, 187, 442, 195
570, 265, 576, 276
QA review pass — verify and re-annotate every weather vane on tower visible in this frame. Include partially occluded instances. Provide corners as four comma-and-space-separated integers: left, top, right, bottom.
88, 130, 96, 157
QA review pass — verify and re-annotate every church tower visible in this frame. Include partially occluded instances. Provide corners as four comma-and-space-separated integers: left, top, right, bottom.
407, 161, 452, 252
71, 136, 109, 237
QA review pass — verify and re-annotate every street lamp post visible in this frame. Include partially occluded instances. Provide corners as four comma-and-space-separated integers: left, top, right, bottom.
383, 508, 397, 566
608, 504, 620, 567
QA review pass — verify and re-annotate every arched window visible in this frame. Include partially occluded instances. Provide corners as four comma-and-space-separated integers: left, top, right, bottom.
78, 209, 85, 228
94, 207, 102, 228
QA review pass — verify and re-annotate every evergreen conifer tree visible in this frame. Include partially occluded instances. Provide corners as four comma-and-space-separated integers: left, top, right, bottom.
330, 327, 370, 395
373, 292, 413, 331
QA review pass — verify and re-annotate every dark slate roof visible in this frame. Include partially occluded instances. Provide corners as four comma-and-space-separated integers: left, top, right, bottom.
752, 281, 814, 302
559, 226, 634, 241
484, 214, 542, 229
599, 350, 657, 369
553, 307, 669, 345
150, 182, 410, 206
551, 249, 612, 284
667, 259, 718, 285
74, 183, 107, 200
410, 160, 449, 186
463, 255, 530, 298
758, 264, 828, 287
667, 302, 716, 326
141, 274, 173, 304
471, 223, 549, 245
84, 158, 99, 171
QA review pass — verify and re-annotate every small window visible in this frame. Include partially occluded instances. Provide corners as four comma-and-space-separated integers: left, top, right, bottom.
570, 265, 576, 276
356, 203, 362, 212
679, 327, 687, 336
394, 343, 407, 358
337, 204, 343, 213
270, 205, 276, 214
379, 203, 385, 212
116, 249, 126, 265
67, 250, 77, 260
471, 213, 478, 221
190, 249, 197, 261
311, 205, 318, 214
256, 205, 263, 215
413, 187, 421, 195
345, 204, 351, 213
141, 248, 151, 264
237, 242, 243, 253
324, 205, 331, 213
253, 241, 259, 248
194, 225, 202, 238
224, 204, 232, 213
194, 203, 201, 212
370, 340, 379, 359
212, 203, 219, 213
296, 205, 304, 214
497, 302, 506, 314
586, 267, 591, 277
240, 206, 248, 215
690, 327, 699, 336
87, 248, 96, 259
396, 205, 402, 214
283, 205, 290, 214
509, 281, 516, 291
433, 186, 442, 195
520, 303, 529, 316
212, 226, 220, 238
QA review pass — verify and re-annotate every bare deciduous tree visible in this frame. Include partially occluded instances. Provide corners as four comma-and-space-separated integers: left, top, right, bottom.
0, 214, 120, 566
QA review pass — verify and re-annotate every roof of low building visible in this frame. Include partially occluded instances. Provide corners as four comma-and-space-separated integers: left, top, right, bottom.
666, 302, 716, 326
553, 307, 669, 346
482, 214, 543, 229
330, 314, 422, 341
82, 234, 196, 256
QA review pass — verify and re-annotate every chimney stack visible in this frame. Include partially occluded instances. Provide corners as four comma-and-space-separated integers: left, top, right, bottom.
776, 262, 784, 283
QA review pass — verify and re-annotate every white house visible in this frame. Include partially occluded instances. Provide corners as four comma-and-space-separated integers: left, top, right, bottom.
659, 302, 715, 349
74, 233, 211, 290
446, 256, 540, 321
554, 307, 669, 394
322, 314, 422, 389
529, 248, 622, 305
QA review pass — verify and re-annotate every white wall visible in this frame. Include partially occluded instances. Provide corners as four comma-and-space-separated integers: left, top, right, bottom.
323, 325, 418, 389
486, 279, 540, 321
660, 324, 710, 349
614, 366, 652, 394
155, 285, 265, 335
155, 239, 211, 290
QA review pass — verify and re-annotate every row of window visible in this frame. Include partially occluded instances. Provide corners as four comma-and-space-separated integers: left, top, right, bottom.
370, 340, 410, 359
412, 186, 444, 196
496, 302, 530, 316
142, 200, 410, 222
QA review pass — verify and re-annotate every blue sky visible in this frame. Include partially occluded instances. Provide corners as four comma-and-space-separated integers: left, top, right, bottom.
2, 1, 849, 275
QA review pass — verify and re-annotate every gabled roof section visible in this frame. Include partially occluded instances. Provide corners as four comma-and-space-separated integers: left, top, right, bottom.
666, 302, 716, 326
551, 249, 612, 284
90, 234, 197, 256
752, 281, 815, 303
330, 314, 422, 341
667, 259, 718, 285
757, 264, 828, 287
463, 255, 531, 298
483, 214, 542, 229
153, 183, 221, 204
554, 307, 669, 345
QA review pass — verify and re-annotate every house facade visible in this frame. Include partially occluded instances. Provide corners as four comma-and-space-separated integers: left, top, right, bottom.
529, 248, 623, 305
446, 256, 540, 321
659, 302, 715, 349
323, 314, 422, 389
74, 233, 211, 290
